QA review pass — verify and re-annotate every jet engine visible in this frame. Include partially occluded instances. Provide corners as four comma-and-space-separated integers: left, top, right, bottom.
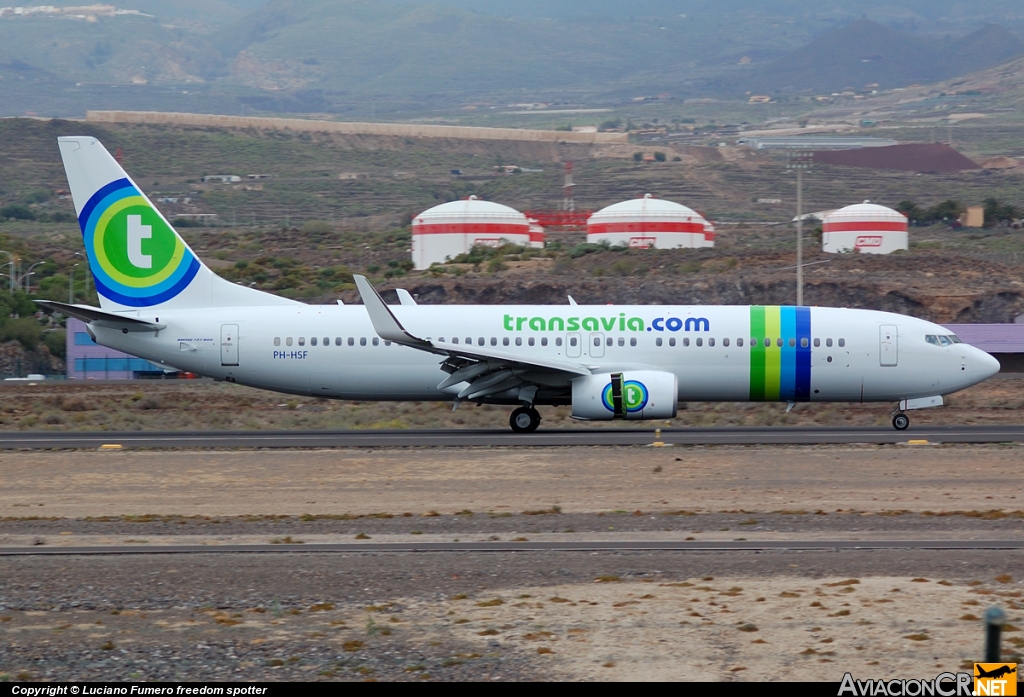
571, 370, 678, 420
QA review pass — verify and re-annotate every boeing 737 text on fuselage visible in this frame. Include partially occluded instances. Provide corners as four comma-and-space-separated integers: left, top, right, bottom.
44, 137, 1001, 433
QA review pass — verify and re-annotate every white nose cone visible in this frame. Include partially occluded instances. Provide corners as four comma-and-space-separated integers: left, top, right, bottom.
975, 349, 1001, 382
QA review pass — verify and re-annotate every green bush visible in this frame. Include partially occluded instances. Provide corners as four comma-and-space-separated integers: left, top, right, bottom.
0, 204, 35, 221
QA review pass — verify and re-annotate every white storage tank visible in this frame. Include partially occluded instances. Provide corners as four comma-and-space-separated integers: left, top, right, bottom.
411, 196, 534, 270
822, 201, 908, 254
586, 194, 715, 249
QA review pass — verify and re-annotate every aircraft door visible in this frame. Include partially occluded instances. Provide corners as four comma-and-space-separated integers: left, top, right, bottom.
879, 324, 898, 367
590, 332, 605, 358
221, 324, 239, 366
566, 332, 581, 358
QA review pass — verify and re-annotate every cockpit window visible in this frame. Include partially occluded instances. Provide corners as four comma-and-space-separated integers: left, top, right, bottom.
938, 335, 953, 347
925, 335, 940, 346
949, 335, 963, 344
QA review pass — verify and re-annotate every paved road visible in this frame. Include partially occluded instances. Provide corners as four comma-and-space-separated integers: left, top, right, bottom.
0, 425, 1023, 449
4, 539, 1024, 556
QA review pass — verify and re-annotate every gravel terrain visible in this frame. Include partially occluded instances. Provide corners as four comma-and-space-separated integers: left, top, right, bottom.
3, 551, 1024, 681
3, 443, 1024, 681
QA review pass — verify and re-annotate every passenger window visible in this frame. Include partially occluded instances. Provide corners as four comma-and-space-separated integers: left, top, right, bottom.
737, 338, 743, 347
452, 337, 459, 344
529, 337, 535, 346
385, 341, 391, 346
669, 337, 676, 347
287, 337, 293, 346
606, 337, 613, 346
776, 338, 783, 347
503, 337, 509, 346
788, 338, 796, 348
656, 337, 663, 347
478, 337, 484, 346
696, 338, 703, 347
709, 338, 715, 347
370, 338, 377, 346
617, 337, 624, 347
298, 337, 305, 346
490, 337, 497, 346
348, 337, 354, 346
630, 338, 637, 347
838, 338, 846, 347
556, 337, 563, 347
516, 337, 523, 346
938, 335, 952, 347
323, 337, 329, 346
800, 337, 809, 348
723, 338, 730, 347
541, 337, 548, 346
593, 337, 600, 347
826, 338, 833, 347
335, 337, 342, 346
569, 337, 577, 347
814, 338, 820, 347
465, 337, 471, 345
764, 337, 770, 347
311, 337, 317, 346
360, 337, 367, 346
750, 338, 757, 347
274, 337, 281, 346
683, 337, 690, 347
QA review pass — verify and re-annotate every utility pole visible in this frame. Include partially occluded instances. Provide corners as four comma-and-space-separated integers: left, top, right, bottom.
69, 264, 77, 304
786, 150, 813, 306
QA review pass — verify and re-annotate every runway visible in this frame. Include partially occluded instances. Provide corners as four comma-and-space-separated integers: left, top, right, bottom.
4, 539, 1024, 555
1, 424, 1024, 449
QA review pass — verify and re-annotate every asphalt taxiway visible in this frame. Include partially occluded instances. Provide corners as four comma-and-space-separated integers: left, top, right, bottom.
1, 424, 1023, 448
3, 539, 1024, 556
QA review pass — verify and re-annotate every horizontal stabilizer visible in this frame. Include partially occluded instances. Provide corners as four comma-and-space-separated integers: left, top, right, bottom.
35, 300, 165, 332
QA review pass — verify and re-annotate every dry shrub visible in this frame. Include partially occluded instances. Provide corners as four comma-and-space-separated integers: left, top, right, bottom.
59, 396, 89, 412
134, 396, 162, 410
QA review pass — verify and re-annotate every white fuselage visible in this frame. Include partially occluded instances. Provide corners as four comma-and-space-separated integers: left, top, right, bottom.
88, 304, 999, 405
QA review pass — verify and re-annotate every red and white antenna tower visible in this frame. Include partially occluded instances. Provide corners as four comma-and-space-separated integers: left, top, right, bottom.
562, 161, 575, 213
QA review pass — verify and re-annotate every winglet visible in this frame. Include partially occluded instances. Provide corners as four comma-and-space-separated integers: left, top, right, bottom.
353, 275, 431, 347
396, 288, 417, 306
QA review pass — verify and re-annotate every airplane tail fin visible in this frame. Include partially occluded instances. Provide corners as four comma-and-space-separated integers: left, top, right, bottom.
58, 136, 298, 311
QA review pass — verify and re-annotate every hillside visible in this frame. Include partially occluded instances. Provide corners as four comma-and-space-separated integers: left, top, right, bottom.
744, 20, 1024, 93
4, 1, 1024, 116
2, 117, 1024, 327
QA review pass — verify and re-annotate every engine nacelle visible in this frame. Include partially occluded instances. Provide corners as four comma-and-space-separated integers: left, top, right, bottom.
571, 370, 678, 420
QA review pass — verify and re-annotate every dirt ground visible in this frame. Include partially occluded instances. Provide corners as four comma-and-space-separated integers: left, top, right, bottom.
0, 374, 1020, 432
3, 444, 1024, 682
3, 444, 1023, 519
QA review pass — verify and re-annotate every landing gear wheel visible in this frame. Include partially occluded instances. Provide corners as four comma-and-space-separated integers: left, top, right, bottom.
510, 406, 541, 433
892, 413, 910, 431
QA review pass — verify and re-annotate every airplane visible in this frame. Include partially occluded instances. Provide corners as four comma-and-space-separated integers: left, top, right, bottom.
43, 136, 1002, 433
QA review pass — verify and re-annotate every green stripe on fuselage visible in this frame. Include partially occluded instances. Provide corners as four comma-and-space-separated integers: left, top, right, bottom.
749, 306, 766, 401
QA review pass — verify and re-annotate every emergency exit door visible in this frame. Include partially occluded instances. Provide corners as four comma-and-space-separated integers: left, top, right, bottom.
879, 324, 898, 367
221, 324, 239, 366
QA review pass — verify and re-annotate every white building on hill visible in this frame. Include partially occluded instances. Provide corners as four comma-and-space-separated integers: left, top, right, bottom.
822, 201, 908, 255
587, 194, 714, 249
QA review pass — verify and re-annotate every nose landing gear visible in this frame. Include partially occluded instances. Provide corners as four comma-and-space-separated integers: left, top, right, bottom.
510, 406, 541, 433
892, 412, 910, 430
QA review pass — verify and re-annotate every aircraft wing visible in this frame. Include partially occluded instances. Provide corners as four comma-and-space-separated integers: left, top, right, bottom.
35, 300, 166, 332
354, 275, 591, 402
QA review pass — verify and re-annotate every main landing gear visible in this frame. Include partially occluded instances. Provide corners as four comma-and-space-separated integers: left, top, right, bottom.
892, 412, 910, 431
510, 406, 541, 433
